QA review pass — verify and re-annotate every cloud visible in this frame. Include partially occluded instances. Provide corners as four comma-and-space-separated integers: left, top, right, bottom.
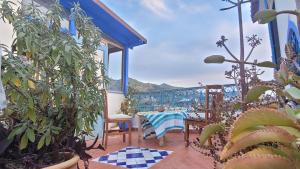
140, 0, 173, 19
176, 1, 212, 14
128, 17, 274, 87
140, 0, 212, 20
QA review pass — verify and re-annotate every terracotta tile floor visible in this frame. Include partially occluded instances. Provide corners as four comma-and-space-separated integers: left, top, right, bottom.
78, 131, 213, 169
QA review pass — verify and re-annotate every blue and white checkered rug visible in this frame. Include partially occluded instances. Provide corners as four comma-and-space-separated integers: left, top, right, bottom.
93, 146, 173, 169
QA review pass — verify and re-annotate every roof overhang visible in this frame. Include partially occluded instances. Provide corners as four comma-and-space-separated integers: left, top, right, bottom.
60, 0, 147, 49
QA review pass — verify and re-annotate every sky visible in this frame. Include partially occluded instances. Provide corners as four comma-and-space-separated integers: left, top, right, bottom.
102, 0, 274, 87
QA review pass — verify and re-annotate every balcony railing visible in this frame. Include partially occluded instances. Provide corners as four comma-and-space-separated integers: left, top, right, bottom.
133, 84, 238, 112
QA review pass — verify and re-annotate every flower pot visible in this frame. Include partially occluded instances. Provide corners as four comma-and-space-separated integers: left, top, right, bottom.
118, 122, 129, 131
42, 153, 80, 169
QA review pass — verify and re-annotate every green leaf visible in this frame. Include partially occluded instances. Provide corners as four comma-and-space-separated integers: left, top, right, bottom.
285, 87, 300, 103
19, 134, 28, 150
277, 126, 300, 138
199, 123, 225, 145
221, 127, 296, 160
26, 128, 35, 143
28, 107, 36, 123
54, 55, 61, 65
230, 108, 300, 139
233, 102, 241, 110
223, 154, 295, 169
37, 135, 46, 150
45, 134, 51, 146
254, 9, 277, 24
204, 55, 225, 64
41, 92, 48, 108
7, 125, 26, 140
246, 86, 272, 103
257, 61, 277, 68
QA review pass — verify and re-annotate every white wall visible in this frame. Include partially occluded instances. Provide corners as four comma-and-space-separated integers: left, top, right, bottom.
275, 0, 298, 58
107, 92, 125, 115
0, 0, 19, 47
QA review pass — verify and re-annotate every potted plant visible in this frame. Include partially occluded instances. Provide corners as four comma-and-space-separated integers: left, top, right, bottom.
119, 86, 138, 130
0, 1, 105, 168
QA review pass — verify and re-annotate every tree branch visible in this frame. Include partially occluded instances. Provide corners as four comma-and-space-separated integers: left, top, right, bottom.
245, 46, 255, 62
220, 5, 237, 11
277, 10, 300, 16
241, 0, 251, 4
227, 0, 237, 5
223, 43, 239, 62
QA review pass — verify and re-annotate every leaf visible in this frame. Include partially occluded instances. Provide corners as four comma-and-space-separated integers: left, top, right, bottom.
277, 126, 300, 138
246, 146, 288, 158
19, 134, 28, 150
246, 86, 272, 103
12, 78, 21, 87
254, 9, 277, 24
7, 125, 26, 140
45, 134, 51, 146
28, 107, 36, 123
26, 128, 35, 143
221, 127, 296, 160
275, 62, 289, 85
223, 154, 296, 169
229, 108, 300, 139
257, 61, 277, 68
37, 135, 45, 150
199, 123, 225, 145
28, 80, 35, 89
232, 102, 241, 110
41, 92, 48, 108
54, 55, 61, 65
285, 87, 300, 103
204, 55, 225, 64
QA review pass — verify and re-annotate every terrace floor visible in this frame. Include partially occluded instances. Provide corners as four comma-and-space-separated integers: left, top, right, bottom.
79, 131, 213, 169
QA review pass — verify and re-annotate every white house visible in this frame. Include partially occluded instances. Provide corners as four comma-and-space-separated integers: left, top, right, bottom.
251, 0, 300, 66
0, 0, 147, 136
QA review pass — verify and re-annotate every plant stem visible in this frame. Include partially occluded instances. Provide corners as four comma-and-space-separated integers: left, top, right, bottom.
237, 1, 247, 102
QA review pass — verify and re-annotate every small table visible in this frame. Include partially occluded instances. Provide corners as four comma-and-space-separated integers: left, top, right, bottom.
137, 111, 187, 146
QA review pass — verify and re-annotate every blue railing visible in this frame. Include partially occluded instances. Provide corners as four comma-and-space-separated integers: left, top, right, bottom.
133, 84, 238, 112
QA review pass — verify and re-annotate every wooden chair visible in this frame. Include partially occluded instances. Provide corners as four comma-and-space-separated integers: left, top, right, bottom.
101, 90, 132, 149
184, 85, 224, 147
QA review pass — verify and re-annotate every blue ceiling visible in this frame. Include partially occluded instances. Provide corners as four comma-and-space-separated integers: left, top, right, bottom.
60, 0, 147, 49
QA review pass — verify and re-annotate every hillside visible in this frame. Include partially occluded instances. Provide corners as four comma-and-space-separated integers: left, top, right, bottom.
108, 78, 181, 92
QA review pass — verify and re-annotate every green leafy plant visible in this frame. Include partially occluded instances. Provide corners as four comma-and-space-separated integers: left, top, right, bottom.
0, 1, 105, 168
121, 86, 138, 115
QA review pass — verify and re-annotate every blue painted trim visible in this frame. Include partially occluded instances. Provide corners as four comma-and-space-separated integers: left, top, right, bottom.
268, 21, 277, 65
123, 48, 129, 94
287, 19, 300, 44
265, 0, 280, 68
60, 0, 146, 48
69, 15, 77, 36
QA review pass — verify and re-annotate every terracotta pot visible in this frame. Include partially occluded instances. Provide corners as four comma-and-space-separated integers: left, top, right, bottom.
42, 153, 80, 169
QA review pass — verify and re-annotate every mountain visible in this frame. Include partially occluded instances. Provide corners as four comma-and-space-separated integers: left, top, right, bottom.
108, 78, 182, 92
